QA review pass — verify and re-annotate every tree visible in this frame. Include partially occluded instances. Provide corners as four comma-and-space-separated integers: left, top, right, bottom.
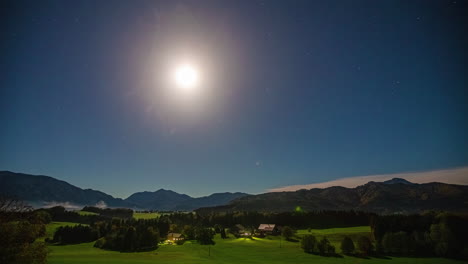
318, 237, 335, 255
183, 225, 195, 240
0, 196, 47, 264
220, 228, 227, 239
357, 236, 373, 256
301, 235, 317, 253
430, 223, 458, 257
140, 226, 159, 250
281, 226, 295, 241
195, 227, 215, 245
31, 210, 52, 224
340, 236, 355, 254
382, 231, 409, 254
214, 224, 222, 233
169, 224, 180, 233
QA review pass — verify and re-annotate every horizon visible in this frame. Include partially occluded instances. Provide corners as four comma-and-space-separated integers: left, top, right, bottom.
2, 1, 467, 198
3, 166, 467, 199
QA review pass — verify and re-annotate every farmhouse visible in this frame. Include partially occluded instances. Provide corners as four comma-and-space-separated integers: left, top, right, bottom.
235, 224, 252, 237
167, 233, 184, 241
257, 224, 279, 235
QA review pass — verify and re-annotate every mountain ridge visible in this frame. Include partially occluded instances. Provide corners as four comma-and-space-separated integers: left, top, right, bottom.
2, 170, 468, 214
197, 180, 468, 214
0, 171, 249, 211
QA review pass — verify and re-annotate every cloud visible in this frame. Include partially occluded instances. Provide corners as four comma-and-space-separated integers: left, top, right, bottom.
268, 167, 468, 192
40, 201, 82, 210
95, 200, 107, 209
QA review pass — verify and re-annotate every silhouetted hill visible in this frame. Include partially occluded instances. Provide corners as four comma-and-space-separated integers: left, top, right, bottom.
0, 171, 131, 208
124, 189, 249, 211
125, 189, 192, 210
197, 180, 468, 214
0, 171, 249, 211
174, 192, 250, 211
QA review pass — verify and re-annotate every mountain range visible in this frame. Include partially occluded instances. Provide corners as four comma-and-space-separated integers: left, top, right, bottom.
1, 171, 468, 214
197, 178, 468, 214
0, 171, 249, 211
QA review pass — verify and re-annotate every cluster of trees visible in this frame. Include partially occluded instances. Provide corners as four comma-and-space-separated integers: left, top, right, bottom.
301, 235, 373, 257
301, 235, 336, 256
371, 212, 468, 259
0, 197, 48, 264
49, 225, 98, 244
82, 206, 133, 219
94, 225, 160, 252
194, 210, 373, 229
38, 206, 94, 224
93, 219, 164, 252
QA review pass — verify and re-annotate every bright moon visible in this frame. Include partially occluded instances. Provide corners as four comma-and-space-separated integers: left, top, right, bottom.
174, 64, 199, 91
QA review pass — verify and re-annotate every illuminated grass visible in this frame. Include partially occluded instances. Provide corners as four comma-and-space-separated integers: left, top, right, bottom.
133, 212, 161, 219
77, 211, 99, 216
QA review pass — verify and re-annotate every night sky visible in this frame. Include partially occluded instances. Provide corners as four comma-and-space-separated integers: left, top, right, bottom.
1, 0, 467, 197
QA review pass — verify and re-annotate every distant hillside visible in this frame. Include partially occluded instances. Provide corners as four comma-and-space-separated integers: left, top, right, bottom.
197, 180, 468, 214
0, 171, 131, 208
125, 189, 191, 210
0, 171, 249, 211
125, 189, 249, 211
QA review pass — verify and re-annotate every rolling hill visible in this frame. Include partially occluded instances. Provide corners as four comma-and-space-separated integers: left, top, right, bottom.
197, 178, 468, 214
2, 170, 467, 214
125, 189, 248, 211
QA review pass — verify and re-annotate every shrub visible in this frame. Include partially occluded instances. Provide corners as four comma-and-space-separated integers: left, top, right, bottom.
340, 236, 355, 254
281, 226, 295, 241
357, 236, 373, 255
301, 235, 317, 253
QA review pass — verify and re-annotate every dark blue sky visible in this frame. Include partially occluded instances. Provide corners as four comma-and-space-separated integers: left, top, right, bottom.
1, 0, 467, 198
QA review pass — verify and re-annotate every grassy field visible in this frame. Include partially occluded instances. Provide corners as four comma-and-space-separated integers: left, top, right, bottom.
133, 212, 161, 219
77, 210, 99, 216
38, 221, 87, 242
46, 225, 466, 264
297, 226, 372, 249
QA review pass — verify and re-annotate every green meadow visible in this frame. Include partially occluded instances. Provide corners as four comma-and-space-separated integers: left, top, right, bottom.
132, 212, 161, 219
298, 226, 372, 249
77, 210, 99, 216
46, 225, 465, 264
38, 222, 86, 242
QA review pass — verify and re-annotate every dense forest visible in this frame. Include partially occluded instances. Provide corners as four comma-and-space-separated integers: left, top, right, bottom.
371, 212, 468, 259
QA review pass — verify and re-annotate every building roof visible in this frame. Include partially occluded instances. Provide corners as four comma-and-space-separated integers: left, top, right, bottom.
167, 233, 183, 238
258, 224, 276, 231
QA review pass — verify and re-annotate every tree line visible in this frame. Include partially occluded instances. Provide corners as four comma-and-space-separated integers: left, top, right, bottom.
370, 212, 468, 259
